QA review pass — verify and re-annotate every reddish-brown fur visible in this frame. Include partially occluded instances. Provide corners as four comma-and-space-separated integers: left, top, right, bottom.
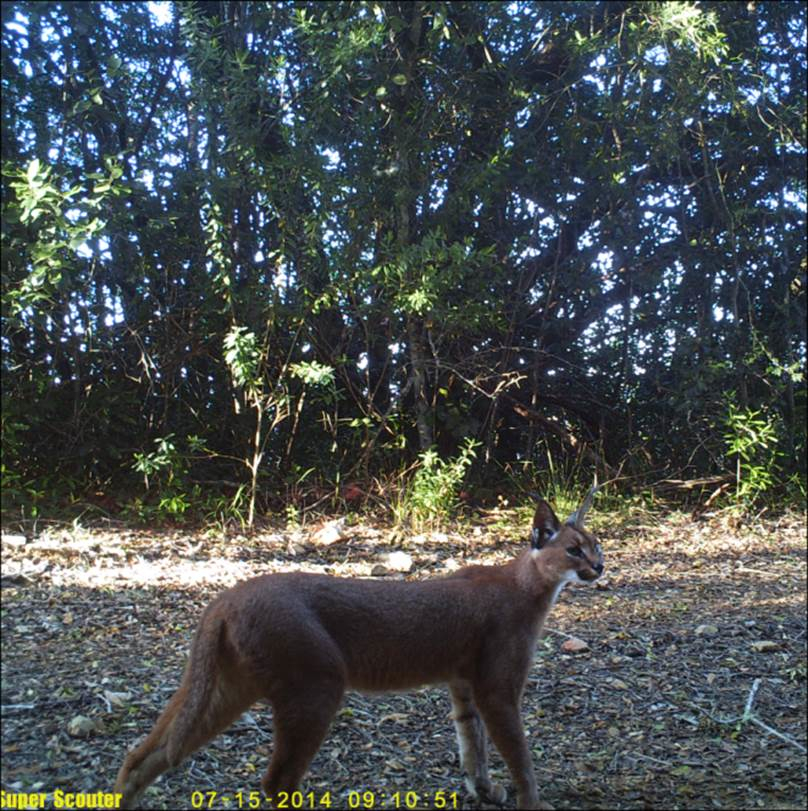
114, 493, 603, 810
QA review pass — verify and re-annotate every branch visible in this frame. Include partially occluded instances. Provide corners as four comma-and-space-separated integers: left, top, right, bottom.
132, 17, 181, 156
692, 678, 807, 755
507, 397, 618, 478
749, 717, 807, 754
742, 677, 761, 722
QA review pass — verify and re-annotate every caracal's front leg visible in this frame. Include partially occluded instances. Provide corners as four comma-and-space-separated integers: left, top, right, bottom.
472, 682, 551, 811
449, 681, 507, 806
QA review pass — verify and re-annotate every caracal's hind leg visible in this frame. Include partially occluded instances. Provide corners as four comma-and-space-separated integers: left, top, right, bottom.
261, 677, 345, 798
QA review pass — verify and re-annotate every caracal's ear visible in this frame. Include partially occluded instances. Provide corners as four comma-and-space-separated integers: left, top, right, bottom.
565, 483, 599, 529
531, 500, 561, 550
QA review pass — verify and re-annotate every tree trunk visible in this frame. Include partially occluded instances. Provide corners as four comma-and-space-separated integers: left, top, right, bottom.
408, 315, 433, 451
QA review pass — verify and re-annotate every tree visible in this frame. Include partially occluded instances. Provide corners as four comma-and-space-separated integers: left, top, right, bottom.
2, 1, 805, 517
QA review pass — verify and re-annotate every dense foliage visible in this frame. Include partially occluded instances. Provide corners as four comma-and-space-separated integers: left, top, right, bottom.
2, 1, 805, 520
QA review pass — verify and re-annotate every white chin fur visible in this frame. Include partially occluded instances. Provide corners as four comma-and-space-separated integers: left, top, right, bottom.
550, 571, 578, 608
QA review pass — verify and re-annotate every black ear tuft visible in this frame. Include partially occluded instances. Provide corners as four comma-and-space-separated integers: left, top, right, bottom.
531, 498, 560, 550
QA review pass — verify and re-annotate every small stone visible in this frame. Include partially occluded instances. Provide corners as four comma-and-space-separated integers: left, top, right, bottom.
695, 624, 719, 636
67, 715, 97, 737
309, 518, 347, 546
561, 637, 590, 653
103, 690, 131, 708
383, 551, 413, 572
750, 640, 780, 653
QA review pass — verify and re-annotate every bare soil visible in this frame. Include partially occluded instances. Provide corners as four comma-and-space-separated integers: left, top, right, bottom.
1, 508, 806, 810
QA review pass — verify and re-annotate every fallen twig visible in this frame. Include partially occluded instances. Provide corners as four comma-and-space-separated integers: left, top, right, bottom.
630, 752, 672, 768
749, 717, 807, 754
542, 627, 579, 642
743, 678, 761, 721
692, 678, 807, 754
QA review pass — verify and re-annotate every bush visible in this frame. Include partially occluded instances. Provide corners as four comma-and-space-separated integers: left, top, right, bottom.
394, 438, 479, 532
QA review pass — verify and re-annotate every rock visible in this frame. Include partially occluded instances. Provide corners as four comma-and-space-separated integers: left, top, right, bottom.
103, 690, 131, 709
695, 624, 719, 636
2, 533, 27, 547
309, 517, 347, 546
383, 551, 413, 573
442, 557, 461, 572
749, 640, 780, 653
67, 715, 98, 737
561, 637, 590, 653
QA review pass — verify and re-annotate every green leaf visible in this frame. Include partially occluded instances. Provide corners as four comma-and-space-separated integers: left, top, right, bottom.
290, 361, 334, 387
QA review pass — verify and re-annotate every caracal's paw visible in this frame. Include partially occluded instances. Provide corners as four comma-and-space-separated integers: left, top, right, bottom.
480, 781, 507, 805
466, 776, 508, 806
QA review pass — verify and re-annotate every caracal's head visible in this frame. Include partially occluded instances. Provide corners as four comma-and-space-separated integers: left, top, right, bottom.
529, 486, 604, 583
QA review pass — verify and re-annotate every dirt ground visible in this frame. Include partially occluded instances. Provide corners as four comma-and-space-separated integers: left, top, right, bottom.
1, 507, 806, 810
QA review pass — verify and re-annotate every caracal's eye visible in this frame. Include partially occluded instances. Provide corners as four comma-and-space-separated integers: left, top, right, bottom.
566, 546, 584, 558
